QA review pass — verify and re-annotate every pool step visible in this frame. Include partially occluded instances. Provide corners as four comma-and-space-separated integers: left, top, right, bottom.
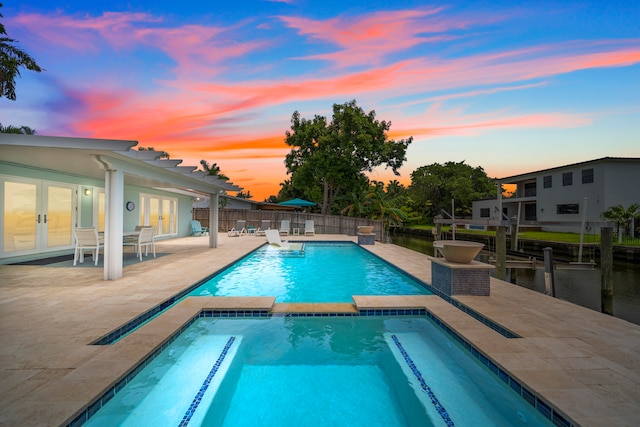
271, 303, 358, 314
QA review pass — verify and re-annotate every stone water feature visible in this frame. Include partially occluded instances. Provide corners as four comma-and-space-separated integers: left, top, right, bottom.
357, 225, 375, 245
429, 240, 493, 296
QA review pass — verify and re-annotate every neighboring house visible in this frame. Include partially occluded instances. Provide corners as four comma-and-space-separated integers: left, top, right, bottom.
472, 157, 640, 233
0, 134, 241, 279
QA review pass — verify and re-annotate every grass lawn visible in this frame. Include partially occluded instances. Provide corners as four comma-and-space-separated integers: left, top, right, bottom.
405, 225, 605, 244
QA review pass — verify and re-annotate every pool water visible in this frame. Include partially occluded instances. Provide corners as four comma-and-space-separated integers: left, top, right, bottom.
86, 317, 553, 427
188, 242, 431, 302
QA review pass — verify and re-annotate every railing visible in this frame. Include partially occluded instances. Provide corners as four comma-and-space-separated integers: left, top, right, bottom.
616, 234, 640, 247
193, 208, 384, 240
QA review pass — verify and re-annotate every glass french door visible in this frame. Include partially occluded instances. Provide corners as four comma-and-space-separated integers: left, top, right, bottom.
2, 177, 76, 256
139, 194, 177, 237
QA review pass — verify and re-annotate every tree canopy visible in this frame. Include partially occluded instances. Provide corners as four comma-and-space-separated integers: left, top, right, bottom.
0, 3, 43, 101
408, 161, 497, 221
282, 100, 412, 214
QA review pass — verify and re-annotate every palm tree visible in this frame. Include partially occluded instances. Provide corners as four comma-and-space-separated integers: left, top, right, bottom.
236, 190, 252, 199
138, 146, 170, 159
1, 3, 43, 100
601, 203, 640, 242
339, 186, 371, 218
199, 160, 229, 180
0, 123, 36, 134
366, 182, 408, 242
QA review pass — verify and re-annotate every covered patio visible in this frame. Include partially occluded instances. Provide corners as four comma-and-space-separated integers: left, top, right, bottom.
0, 134, 242, 280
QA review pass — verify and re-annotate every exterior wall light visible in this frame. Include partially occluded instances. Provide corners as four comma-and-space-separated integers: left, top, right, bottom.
84, 188, 92, 196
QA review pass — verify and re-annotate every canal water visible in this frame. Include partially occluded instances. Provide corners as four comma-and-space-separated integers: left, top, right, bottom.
390, 233, 640, 326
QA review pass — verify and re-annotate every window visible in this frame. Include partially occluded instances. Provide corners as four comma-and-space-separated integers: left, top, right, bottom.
562, 172, 572, 186
524, 182, 536, 197
543, 175, 552, 188
557, 204, 579, 214
582, 168, 594, 184
480, 208, 490, 218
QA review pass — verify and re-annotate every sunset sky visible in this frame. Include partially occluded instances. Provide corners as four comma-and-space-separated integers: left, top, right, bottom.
2, 0, 639, 200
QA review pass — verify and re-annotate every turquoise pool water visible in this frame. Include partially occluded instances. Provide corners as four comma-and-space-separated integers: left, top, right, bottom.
85, 317, 553, 427
188, 242, 431, 302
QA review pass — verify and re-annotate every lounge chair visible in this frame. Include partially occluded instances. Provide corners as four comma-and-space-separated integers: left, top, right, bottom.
265, 229, 289, 248
191, 220, 209, 236
228, 220, 246, 237
279, 219, 290, 236
255, 220, 271, 236
73, 228, 103, 266
304, 220, 315, 236
123, 227, 156, 261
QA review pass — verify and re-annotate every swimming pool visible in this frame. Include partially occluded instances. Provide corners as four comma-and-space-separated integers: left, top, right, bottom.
85, 316, 554, 426
188, 242, 431, 302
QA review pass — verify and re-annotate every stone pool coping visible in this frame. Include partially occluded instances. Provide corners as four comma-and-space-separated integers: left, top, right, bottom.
0, 233, 638, 426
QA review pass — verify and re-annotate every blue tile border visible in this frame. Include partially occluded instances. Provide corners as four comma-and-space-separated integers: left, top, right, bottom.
200, 309, 271, 318
178, 336, 236, 427
273, 312, 359, 317
422, 310, 574, 427
359, 308, 426, 316
390, 334, 455, 426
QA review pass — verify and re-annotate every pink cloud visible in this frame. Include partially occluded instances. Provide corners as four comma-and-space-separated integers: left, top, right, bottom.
277, 7, 502, 67
10, 12, 263, 77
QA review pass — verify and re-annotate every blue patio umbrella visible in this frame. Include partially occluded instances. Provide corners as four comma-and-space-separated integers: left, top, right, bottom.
278, 198, 317, 207
278, 198, 316, 231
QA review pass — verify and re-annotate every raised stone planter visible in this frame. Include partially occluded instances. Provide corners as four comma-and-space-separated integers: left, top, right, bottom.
429, 257, 493, 296
429, 240, 491, 296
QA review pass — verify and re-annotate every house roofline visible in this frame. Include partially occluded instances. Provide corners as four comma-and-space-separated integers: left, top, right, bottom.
497, 157, 640, 183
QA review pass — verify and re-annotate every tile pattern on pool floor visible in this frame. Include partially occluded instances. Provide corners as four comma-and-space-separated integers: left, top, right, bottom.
391, 334, 455, 426
179, 336, 236, 427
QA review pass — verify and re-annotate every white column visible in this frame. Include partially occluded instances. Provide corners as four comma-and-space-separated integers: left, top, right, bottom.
104, 169, 124, 280
209, 193, 219, 248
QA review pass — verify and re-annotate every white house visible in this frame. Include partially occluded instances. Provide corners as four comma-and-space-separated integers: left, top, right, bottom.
472, 157, 640, 233
0, 134, 241, 279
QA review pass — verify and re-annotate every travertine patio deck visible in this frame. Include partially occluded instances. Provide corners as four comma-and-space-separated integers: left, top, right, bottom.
0, 233, 638, 426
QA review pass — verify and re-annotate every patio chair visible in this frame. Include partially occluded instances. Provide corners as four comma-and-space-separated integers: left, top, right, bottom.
124, 225, 145, 244
279, 219, 291, 236
255, 220, 271, 236
73, 228, 104, 266
228, 220, 246, 237
265, 229, 290, 248
123, 227, 156, 261
191, 220, 209, 236
304, 220, 315, 236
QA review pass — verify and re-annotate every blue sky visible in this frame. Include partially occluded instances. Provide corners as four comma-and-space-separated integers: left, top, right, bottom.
1, 0, 639, 199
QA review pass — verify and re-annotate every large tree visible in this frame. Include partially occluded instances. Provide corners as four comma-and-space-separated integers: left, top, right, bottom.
0, 3, 43, 100
409, 161, 496, 221
284, 100, 412, 215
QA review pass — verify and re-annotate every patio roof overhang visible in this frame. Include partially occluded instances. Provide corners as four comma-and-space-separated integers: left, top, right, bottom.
0, 134, 242, 195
